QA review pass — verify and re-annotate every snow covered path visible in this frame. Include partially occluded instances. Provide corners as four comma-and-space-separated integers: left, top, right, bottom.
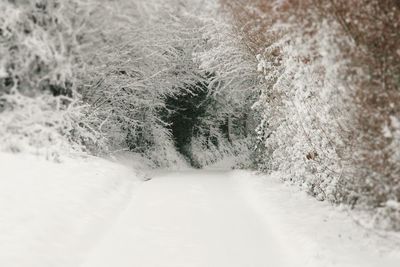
2, 152, 398, 267
82, 170, 400, 267
83, 170, 291, 267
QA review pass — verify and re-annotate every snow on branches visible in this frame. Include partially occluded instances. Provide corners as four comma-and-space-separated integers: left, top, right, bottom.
223, 0, 400, 229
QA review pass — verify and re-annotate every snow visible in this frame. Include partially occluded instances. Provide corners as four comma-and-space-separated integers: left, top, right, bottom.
234, 170, 400, 267
82, 170, 292, 267
83, 170, 400, 267
1, 153, 399, 267
0, 152, 143, 267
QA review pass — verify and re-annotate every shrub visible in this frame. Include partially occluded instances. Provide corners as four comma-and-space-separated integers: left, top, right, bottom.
0, 0, 98, 159
222, 0, 400, 230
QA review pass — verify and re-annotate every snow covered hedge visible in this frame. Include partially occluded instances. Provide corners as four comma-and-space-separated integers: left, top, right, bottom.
0, 0, 100, 160
222, 0, 400, 230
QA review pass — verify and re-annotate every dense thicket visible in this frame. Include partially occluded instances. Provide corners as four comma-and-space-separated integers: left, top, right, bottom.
221, 0, 400, 229
0, 0, 96, 160
0, 0, 256, 166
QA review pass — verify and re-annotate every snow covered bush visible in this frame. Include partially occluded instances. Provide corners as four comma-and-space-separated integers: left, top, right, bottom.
253, 17, 355, 203
321, 0, 400, 218
0, 0, 99, 160
0, 90, 101, 161
0, 0, 84, 97
222, 0, 400, 230
185, 6, 260, 167
76, 0, 207, 167
190, 136, 252, 168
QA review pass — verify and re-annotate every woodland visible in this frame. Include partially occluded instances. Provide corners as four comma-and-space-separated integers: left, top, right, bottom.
1, 0, 399, 230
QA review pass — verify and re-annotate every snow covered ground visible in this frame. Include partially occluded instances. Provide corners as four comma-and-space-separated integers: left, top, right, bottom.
1, 153, 399, 267
234, 170, 400, 267
0, 152, 143, 267
82, 170, 292, 267
83, 170, 400, 267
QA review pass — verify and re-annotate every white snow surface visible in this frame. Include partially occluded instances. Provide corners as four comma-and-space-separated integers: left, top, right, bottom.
0, 152, 142, 267
83, 170, 400, 267
83, 170, 292, 267
1, 153, 399, 267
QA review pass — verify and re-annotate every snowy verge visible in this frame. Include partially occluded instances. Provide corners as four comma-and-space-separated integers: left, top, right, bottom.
231, 170, 400, 267
0, 152, 145, 267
